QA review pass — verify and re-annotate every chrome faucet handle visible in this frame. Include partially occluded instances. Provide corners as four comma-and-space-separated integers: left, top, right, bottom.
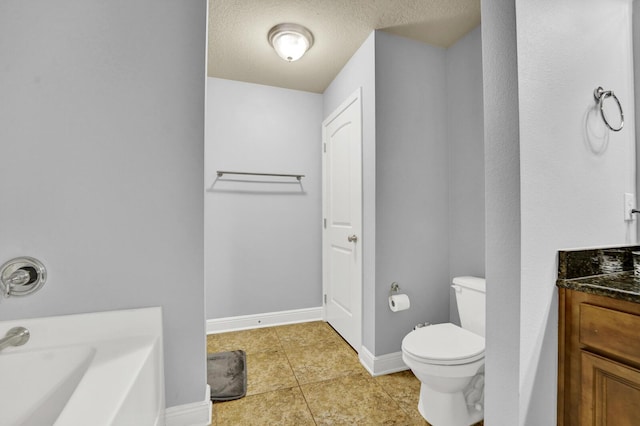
2, 282, 11, 298
0, 257, 47, 298
2, 269, 31, 298
0, 269, 29, 298
7, 269, 31, 286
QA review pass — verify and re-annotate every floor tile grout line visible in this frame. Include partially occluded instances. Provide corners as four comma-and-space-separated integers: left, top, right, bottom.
277, 322, 378, 424
210, 322, 429, 425
280, 322, 370, 425
307, 324, 420, 422
274, 324, 319, 425
373, 378, 419, 423
374, 377, 401, 402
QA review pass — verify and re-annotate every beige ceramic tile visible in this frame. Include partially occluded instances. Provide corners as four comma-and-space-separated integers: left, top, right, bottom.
375, 370, 421, 401
301, 373, 413, 425
207, 327, 282, 355
375, 371, 485, 426
214, 387, 315, 426
274, 321, 347, 349
209, 404, 216, 426
375, 370, 428, 424
208, 323, 482, 425
286, 341, 366, 384
245, 349, 298, 396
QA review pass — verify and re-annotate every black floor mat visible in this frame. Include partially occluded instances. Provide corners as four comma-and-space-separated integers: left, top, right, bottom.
207, 350, 247, 401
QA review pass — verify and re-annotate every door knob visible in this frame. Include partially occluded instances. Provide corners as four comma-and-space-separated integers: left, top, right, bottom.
347, 234, 358, 243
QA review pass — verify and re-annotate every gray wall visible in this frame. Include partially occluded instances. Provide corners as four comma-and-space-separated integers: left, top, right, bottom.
322, 29, 484, 357
636, 0, 640, 238
0, 0, 207, 408
446, 27, 485, 325
205, 78, 323, 318
323, 32, 377, 352
481, 1, 522, 423
516, 0, 636, 424
206, 29, 485, 360
482, 0, 637, 424
373, 32, 450, 355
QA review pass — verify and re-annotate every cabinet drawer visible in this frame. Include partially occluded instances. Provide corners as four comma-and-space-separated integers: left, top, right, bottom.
579, 303, 640, 365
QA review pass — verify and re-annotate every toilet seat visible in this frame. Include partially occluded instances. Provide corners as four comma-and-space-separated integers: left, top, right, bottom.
402, 323, 484, 365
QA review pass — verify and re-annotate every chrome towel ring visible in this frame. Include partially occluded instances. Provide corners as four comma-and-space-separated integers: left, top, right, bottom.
593, 86, 624, 132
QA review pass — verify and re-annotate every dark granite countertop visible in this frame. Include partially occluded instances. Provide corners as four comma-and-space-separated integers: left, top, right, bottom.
557, 271, 640, 303
556, 246, 640, 304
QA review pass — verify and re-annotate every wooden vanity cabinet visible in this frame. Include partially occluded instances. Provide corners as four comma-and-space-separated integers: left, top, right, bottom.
558, 288, 640, 426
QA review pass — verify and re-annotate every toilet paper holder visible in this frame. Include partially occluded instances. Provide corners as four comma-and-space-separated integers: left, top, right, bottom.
390, 282, 400, 295
388, 282, 410, 312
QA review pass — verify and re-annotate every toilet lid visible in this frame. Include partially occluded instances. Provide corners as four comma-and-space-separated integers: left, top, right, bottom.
402, 323, 485, 364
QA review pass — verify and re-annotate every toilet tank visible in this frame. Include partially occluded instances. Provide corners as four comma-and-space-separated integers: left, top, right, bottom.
452, 276, 486, 337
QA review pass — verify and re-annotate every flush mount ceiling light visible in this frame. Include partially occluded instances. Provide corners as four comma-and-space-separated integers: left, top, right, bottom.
268, 23, 314, 62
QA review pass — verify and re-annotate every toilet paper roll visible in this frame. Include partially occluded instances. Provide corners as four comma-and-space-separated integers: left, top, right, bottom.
388, 294, 410, 312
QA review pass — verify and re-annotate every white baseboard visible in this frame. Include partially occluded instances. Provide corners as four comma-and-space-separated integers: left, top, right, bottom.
359, 346, 409, 377
165, 385, 211, 426
206, 307, 323, 334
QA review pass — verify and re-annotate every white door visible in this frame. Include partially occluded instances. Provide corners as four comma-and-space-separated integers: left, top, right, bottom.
322, 89, 362, 352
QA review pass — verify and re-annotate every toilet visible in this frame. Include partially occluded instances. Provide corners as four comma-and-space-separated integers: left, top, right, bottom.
401, 276, 486, 426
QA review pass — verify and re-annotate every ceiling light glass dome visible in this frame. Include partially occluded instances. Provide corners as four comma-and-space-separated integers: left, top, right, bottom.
268, 23, 314, 62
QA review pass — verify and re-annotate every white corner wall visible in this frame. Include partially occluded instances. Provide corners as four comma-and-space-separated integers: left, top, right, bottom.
373, 31, 449, 355
323, 32, 377, 352
481, 0, 522, 424
205, 78, 322, 318
635, 1, 640, 219
0, 0, 207, 408
516, 0, 636, 424
446, 26, 485, 325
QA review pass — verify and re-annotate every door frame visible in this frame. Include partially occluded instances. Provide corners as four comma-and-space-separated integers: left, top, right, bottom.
321, 87, 363, 352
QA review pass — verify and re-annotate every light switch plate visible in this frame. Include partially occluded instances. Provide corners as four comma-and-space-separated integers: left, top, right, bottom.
624, 192, 635, 221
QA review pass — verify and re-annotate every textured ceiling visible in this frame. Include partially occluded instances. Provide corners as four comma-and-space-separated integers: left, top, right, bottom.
208, 0, 481, 93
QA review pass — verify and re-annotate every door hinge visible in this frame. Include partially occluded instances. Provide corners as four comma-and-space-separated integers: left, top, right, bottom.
323, 143, 326, 153
324, 294, 327, 304
323, 218, 327, 228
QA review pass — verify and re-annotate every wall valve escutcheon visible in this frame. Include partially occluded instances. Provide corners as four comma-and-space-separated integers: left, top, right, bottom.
0, 257, 47, 298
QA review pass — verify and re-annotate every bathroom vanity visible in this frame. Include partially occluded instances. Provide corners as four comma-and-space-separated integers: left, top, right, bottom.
557, 247, 640, 426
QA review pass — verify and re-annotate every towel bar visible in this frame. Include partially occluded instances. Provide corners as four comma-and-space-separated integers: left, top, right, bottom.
216, 171, 305, 180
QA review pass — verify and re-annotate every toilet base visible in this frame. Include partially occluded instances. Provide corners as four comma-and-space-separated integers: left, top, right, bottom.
417, 383, 484, 426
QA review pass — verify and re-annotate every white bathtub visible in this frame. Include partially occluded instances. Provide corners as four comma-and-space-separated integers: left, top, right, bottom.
0, 308, 165, 426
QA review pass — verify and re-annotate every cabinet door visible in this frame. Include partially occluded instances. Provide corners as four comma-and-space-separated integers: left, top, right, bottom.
581, 351, 640, 425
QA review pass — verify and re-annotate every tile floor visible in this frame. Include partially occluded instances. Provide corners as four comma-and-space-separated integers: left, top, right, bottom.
206, 321, 483, 425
